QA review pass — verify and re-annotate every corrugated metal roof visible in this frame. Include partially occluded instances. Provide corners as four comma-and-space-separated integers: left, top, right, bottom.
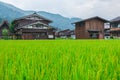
111, 16, 120, 22
73, 16, 109, 24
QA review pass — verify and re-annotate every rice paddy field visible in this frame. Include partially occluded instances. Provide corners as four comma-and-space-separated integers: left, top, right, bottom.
0, 40, 120, 80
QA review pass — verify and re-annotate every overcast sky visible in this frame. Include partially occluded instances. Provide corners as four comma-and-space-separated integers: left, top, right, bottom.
0, 0, 120, 19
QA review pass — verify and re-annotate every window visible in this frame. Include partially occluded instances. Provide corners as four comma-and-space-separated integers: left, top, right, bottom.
118, 24, 120, 28
40, 32, 46, 36
104, 23, 110, 28
27, 26, 33, 28
43, 26, 47, 29
112, 23, 118, 28
48, 35, 54, 38
90, 33, 99, 39
79, 22, 85, 27
36, 24, 42, 27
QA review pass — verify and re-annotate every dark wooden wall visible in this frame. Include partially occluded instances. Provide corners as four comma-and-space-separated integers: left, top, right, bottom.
75, 18, 105, 39
19, 29, 55, 40
85, 19, 104, 39
75, 22, 86, 39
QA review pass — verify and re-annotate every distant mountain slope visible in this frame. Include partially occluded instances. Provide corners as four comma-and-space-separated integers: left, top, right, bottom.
0, 1, 25, 21
0, 1, 81, 30
37, 11, 81, 30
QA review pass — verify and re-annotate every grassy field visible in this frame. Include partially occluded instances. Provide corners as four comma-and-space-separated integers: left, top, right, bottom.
0, 40, 120, 80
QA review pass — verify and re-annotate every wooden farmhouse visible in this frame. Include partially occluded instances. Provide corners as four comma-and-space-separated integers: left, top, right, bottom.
74, 16, 109, 39
13, 13, 55, 39
110, 16, 120, 37
0, 20, 10, 39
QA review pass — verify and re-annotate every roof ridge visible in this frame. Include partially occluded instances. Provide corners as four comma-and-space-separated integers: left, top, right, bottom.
14, 13, 52, 22
0, 20, 9, 27
73, 16, 109, 24
111, 16, 120, 22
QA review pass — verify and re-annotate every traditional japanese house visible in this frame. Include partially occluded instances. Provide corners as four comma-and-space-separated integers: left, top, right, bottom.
110, 16, 120, 38
0, 20, 10, 38
13, 13, 55, 39
73, 16, 109, 39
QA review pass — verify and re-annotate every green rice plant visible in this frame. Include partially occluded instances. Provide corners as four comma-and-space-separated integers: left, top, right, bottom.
0, 40, 120, 80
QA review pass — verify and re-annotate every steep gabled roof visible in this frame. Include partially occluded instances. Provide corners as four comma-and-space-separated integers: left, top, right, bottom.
111, 16, 120, 22
73, 16, 109, 24
0, 20, 9, 28
14, 12, 52, 23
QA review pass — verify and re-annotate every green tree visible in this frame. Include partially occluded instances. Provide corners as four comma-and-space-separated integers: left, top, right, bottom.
2, 28, 9, 39
9, 22, 15, 33
9, 22, 16, 39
